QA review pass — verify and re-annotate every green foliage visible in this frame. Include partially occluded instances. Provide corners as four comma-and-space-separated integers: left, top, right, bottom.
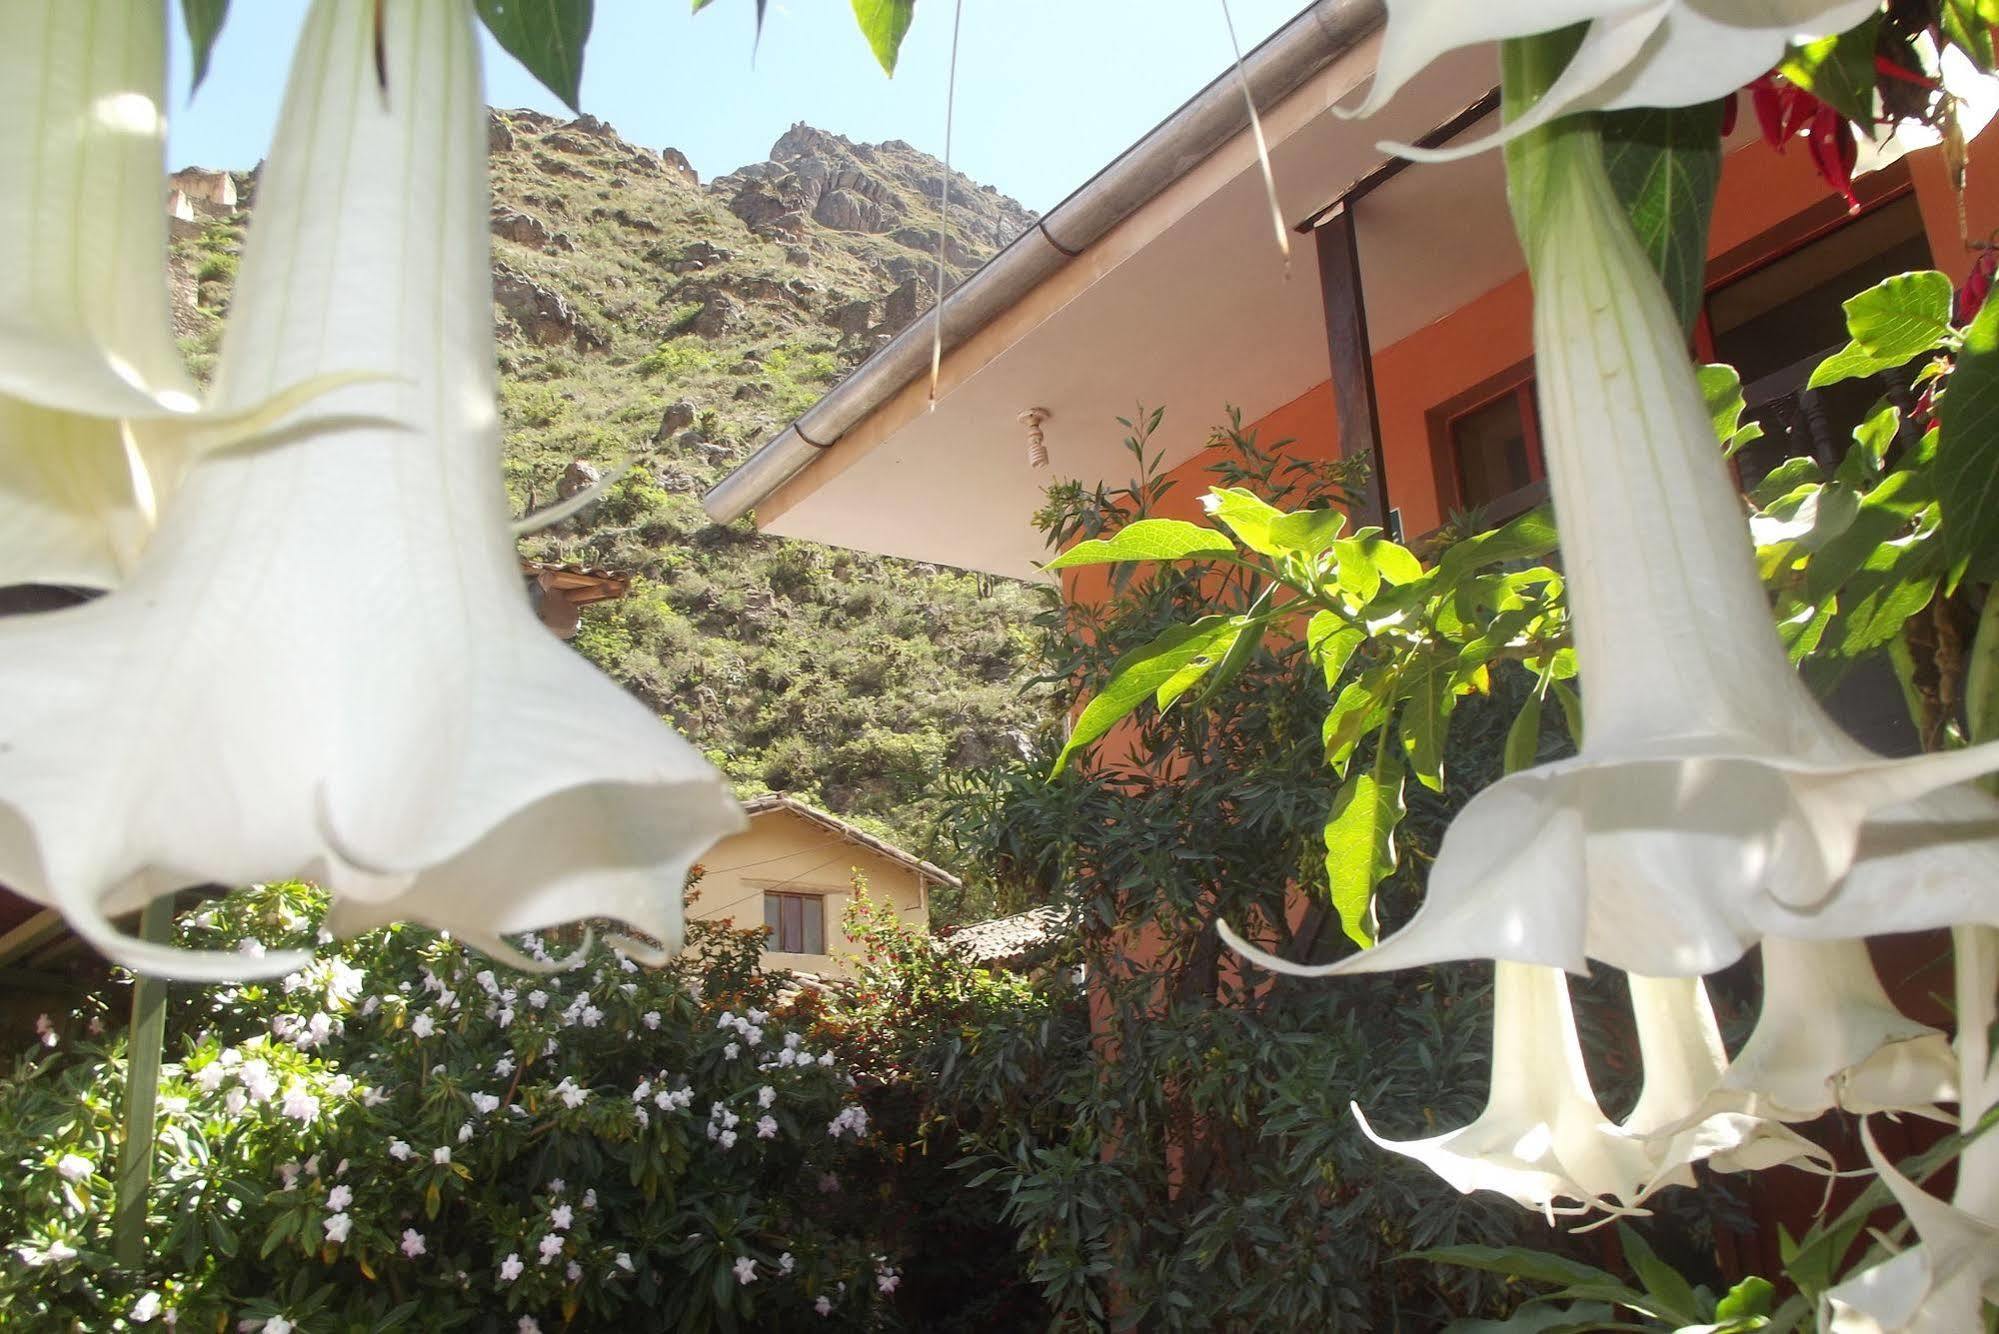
848, 0, 917, 75
180, 0, 230, 91
1600, 100, 1724, 336
475, 0, 595, 110
0, 882, 901, 1330
1939, 275, 1999, 584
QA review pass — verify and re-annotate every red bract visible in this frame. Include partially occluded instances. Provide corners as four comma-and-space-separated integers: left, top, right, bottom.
1806, 104, 1863, 211
1956, 248, 1999, 326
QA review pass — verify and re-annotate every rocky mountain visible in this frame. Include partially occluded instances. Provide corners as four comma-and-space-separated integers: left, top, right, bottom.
167, 112, 1052, 883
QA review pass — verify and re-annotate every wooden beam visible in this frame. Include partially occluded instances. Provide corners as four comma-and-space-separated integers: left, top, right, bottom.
1314, 204, 1391, 531
0, 908, 64, 969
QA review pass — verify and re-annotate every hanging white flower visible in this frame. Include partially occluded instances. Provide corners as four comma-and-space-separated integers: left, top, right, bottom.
1351, 0, 1880, 160
1224, 99, 1999, 985
1613, 973, 1832, 1201
1351, 962, 1655, 1222
0, 0, 743, 980
0, 1, 345, 587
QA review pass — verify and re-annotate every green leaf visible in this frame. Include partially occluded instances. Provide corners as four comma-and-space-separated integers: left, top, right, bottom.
1050, 618, 1239, 775
1601, 101, 1723, 335
1779, 16, 1882, 121
1938, 274, 1999, 583
1716, 1277, 1776, 1322
1504, 692, 1543, 774
1042, 519, 1236, 571
1323, 667, 1392, 772
1944, 0, 1996, 71
850, 0, 916, 75
1617, 1227, 1702, 1325
1398, 667, 1454, 793
477, 0, 593, 111
1437, 506, 1559, 584
1404, 1245, 1624, 1292
1699, 363, 1769, 459
1323, 748, 1405, 948
1811, 272, 1957, 389
1269, 507, 1347, 558
1550, 680, 1584, 747
1306, 612, 1364, 689
1155, 620, 1246, 713
181, 0, 230, 91
1202, 488, 1291, 558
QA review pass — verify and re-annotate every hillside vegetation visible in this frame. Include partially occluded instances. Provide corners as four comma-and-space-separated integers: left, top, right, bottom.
169, 111, 1058, 872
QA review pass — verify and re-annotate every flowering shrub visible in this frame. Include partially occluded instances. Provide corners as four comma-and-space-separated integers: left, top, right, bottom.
0, 881, 904, 1332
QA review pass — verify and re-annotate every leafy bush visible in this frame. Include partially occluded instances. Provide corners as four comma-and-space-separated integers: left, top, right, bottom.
0, 882, 906, 1333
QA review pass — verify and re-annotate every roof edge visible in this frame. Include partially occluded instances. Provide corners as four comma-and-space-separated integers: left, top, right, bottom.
702, 0, 1386, 527
740, 794, 963, 889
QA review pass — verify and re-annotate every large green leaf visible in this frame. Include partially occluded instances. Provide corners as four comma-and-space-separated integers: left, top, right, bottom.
1405, 1246, 1625, 1292
1938, 275, 1999, 583
1323, 748, 1405, 948
181, 0, 230, 91
477, 0, 593, 111
1204, 488, 1346, 559
1042, 519, 1236, 571
1810, 272, 1956, 388
1398, 667, 1455, 793
1306, 611, 1364, 688
1778, 16, 1882, 121
1437, 506, 1559, 585
1049, 617, 1239, 776
1601, 101, 1723, 335
851, 0, 916, 75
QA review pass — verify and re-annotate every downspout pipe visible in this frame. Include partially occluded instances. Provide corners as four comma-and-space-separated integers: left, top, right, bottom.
702, 0, 1385, 527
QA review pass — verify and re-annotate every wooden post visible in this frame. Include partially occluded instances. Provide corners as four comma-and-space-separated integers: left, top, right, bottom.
112, 895, 174, 1267
1313, 202, 1391, 531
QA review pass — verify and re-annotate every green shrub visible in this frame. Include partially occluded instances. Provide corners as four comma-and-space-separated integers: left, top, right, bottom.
0, 883, 905, 1331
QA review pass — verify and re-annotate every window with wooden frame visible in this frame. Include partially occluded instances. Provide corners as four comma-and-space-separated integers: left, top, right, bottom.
1428, 373, 1547, 522
762, 890, 826, 955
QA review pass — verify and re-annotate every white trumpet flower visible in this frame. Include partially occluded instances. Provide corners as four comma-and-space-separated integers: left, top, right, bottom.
1824, 1119, 1999, 1334
1351, 0, 1879, 160
1352, 962, 1655, 1223
0, 0, 192, 586
1224, 100, 1999, 986
0, 0, 743, 979
1709, 939, 1958, 1122
1616, 974, 1832, 1198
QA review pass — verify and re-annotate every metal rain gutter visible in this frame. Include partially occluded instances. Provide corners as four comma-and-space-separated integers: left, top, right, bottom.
701, 0, 1386, 527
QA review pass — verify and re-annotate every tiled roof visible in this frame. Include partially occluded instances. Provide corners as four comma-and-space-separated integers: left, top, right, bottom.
939, 904, 1068, 967
740, 794, 962, 889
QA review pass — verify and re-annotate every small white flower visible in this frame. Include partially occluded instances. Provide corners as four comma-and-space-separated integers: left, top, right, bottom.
55, 1153, 92, 1182
223, 1089, 248, 1116
471, 1091, 501, 1114
642, 1010, 660, 1031
496, 1007, 514, 1028
580, 1005, 603, 1028
322, 1211, 352, 1243
582, 1187, 596, 1210
718, 1128, 738, 1149
130, 1291, 162, 1322
457, 1120, 473, 1143
388, 1139, 412, 1161
615, 1251, 634, 1273
783, 1032, 802, 1051
498, 1253, 524, 1283
548, 1178, 566, 1195
280, 1084, 320, 1124
325, 1183, 352, 1211
817, 1051, 833, 1067
757, 1085, 776, 1109
410, 1014, 435, 1039
432, 1146, 451, 1165
717, 1011, 734, 1029
363, 1085, 389, 1108
876, 1268, 900, 1295
400, 1228, 425, 1258
195, 1063, 227, 1093
755, 1114, 778, 1139
779, 1251, 795, 1275
733, 1256, 757, 1285
264, 1318, 294, 1334
743, 1025, 763, 1047
549, 1203, 573, 1231
537, 1233, 564, 1264
815, 1296, 832, 1316
278, 1162, 301, 1191
495, 1055, 515, 1076
325, 1074, 353, 1099
528, 990, 548, 1009
565, 1260, 581, 1282
723, 1042, 740, 1061
517, 1319, 540, 1334
554, 1078, 588, 1109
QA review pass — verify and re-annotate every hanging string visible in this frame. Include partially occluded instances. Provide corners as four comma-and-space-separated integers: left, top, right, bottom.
929, 0, 967, 409
1221, 0, 1290, 272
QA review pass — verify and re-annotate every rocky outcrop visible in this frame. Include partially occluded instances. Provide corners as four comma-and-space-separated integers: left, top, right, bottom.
493, 266, 604, 351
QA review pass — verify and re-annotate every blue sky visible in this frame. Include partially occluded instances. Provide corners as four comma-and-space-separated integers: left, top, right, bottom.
166, 1, 1306, 214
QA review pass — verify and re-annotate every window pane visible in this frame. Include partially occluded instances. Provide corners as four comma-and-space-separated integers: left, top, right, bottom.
764, 893, 781, 938
780, 894, 802, 953
1450, 394, 1533, 512
802, 896, 824, 955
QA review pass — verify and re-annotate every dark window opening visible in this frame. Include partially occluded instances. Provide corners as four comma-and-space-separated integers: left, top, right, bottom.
763, 891, 825, 955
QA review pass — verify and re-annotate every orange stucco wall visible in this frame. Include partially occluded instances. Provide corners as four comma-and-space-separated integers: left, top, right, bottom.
1139, 129, 1999, 541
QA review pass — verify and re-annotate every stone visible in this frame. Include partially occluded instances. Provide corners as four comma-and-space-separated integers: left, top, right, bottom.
690, 293, 743, 340
827, 297, 877, 336
487, 114, 515, 153
558, 459, 602, 500
492, 266, 603, 351
812, 188, 886, 233
490, 208, 552, 248
656, 400, 696, 441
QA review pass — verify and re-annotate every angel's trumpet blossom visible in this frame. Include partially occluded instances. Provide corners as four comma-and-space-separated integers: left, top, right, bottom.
1350, 0, 1880, 161
0, 0, 743, 979
1224, 72, 1999, 986
1615, 974, 1832, 1201
1352, 962, 1654, 1223
0, 0, 194, 586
